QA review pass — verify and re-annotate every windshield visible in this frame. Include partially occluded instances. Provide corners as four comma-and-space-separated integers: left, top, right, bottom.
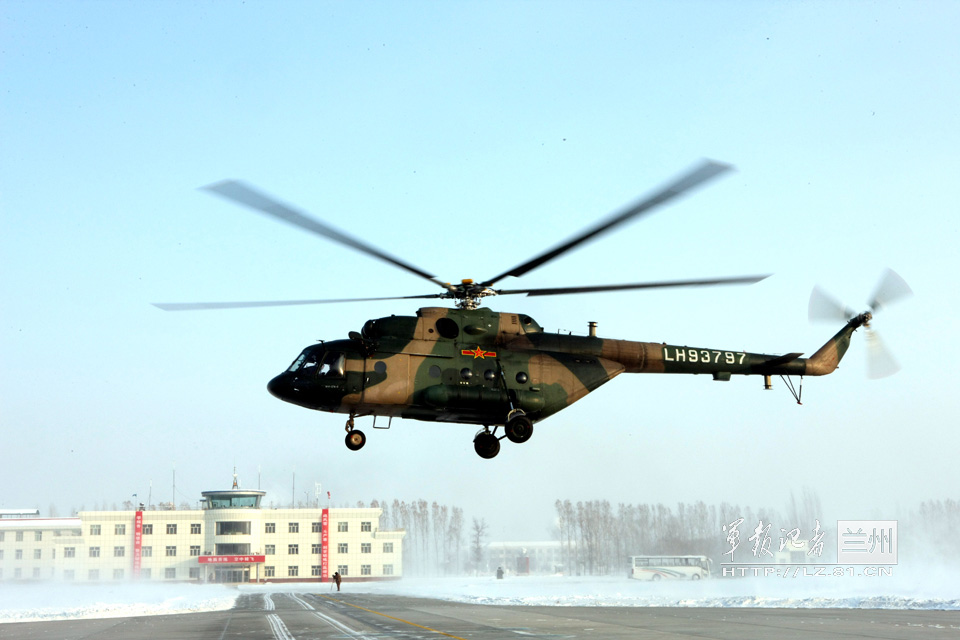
287, 349, 344, 377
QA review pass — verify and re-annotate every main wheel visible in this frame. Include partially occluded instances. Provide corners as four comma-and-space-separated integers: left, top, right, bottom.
345, 430, 366, 451
473, 432, 500, 459
505, 415, 534, 444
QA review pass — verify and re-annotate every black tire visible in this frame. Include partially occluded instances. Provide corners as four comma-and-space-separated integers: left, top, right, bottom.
473, 433, 500, 459
505, 415, 534, 444
651, 574, 661, 582
345, 430, 366, 451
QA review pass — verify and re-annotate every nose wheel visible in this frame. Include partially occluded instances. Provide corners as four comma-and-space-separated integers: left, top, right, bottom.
344, 415, 366, 451
473, 430, 500, 459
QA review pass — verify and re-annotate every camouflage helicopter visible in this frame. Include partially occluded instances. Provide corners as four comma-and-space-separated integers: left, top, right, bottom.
156, 161, 910, 459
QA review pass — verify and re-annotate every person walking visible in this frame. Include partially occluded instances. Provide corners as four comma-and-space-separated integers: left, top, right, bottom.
333, 571, 342, 591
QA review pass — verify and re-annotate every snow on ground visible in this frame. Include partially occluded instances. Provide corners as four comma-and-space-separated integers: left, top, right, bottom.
0, 582, 237, 624
3, 569, 959, 624
241, 571, 960, 610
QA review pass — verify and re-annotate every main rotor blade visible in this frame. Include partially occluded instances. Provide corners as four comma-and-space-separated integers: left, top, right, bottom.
808, 286, 856, 323
153, 293, 443, 311
496, 274, 769, 297
867, 268, 913, 312
481, 159, 733, 287
202, 181, 449, 290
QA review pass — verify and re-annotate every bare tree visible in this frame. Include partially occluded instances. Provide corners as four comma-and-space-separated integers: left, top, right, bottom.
471, 518, 488, 575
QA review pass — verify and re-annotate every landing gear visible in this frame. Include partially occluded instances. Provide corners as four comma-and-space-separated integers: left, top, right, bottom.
473, 430, 501, 459
344, 415, 366, 451
504, 412, 534, 444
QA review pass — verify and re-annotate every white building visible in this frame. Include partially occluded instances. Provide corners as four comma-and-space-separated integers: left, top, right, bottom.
0, 488, 404, 583
488, 541, 566, 575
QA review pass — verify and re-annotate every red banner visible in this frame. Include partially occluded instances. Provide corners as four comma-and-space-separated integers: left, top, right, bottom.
321, 508, 329, 582
198, 555, 266, 564
133, 510, 143, 579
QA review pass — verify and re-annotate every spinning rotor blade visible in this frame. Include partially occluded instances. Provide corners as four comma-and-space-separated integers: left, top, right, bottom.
868, 268, 913, 312
481, 159, 733, 287
496, 274, 769, 297
808, 286, 856, 323
866, 329, 900, 379
202, 181, 448, 291
153, 293, 443, 311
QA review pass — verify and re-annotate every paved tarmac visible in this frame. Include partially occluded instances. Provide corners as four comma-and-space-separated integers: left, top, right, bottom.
1, 591, 958, 639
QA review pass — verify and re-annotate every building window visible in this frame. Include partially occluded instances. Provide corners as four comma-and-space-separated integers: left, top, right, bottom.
361, 543, 371, 554
90, 525, 101, 536
361, 522, 372, 532
166, 546, 177, 557
311, 543, 321, 554
32, 567, 41, 579
189, 568, 201, 579
142, 546, 152, 557
89, 547, 101, 558
311, 565, 322, 576
15, 550, 23, 560
114, 546, 125, 558
142, 568, 152, 579
34, 549, 42, 560
64, 547, 76, 558
337, 522, 348, 532
337, 565, 348, 576
289, 522, 299, 534
288, 566, 298, 577
338, 543, 348, 553
265, 522, 276, 533
166, 524, 177, 535
15, 531, 24, 542
115, 524, 126, 535
143, 524, 153, 535
216, 521, 251, 535
191, 524, 202, 535
89, 569, 99, 581
190, 546, 201, 556
35, 531, 44, 541
165, 568, 176, 579
265, 545, 275, 555
264, 566, 275, 577
0, 532, 4, 541
312, 522, 321, 533
64, 570, 75, 581
288, 544, 299, 555
113, 569, 124, 580
13, 568, 22, 579
383, 564, 394, 576
383, 542, 394, 553
361, 565, 371, 576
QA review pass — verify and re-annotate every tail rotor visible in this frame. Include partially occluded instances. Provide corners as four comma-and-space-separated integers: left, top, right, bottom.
809, 269, 912, 379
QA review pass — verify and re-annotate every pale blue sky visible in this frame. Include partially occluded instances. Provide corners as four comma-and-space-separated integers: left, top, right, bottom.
2, 1, 958, 540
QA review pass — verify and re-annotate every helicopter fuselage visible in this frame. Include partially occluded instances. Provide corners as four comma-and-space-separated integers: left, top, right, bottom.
266, 306, 863, 428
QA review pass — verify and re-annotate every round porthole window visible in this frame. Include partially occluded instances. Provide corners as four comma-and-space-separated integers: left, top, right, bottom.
460, 368, 474, 380
516, 371, 529, 384
436, 318, 460, 339
373, 361, 387, 374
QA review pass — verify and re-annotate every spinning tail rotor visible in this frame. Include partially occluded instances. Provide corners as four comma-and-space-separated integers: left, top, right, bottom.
808, 269, 912, 379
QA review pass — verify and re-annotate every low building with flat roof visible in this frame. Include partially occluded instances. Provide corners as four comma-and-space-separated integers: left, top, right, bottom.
0, 487, 404, 583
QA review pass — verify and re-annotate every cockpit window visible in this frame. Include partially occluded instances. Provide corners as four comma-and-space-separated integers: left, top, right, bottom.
318, 352, 345, 377
287, 352, 308, 372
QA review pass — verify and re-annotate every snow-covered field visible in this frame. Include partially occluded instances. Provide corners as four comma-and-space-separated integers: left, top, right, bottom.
0, 582, 237, 624
3, 570, 958, 624
246, 572, 960, 610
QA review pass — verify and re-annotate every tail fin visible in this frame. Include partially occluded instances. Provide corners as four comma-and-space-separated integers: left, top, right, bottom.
804, 313, 870, 376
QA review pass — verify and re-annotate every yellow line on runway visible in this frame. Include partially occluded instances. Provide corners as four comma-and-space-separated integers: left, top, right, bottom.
319, 595, 469, 640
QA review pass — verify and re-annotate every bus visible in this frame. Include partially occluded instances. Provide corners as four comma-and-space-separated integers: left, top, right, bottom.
628, 555, 712, 581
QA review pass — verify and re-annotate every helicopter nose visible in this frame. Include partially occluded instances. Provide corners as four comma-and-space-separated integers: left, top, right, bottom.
267, 373, 293, 400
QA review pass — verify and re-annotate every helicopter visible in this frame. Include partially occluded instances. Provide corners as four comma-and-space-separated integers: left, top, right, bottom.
155, 160, 910, 459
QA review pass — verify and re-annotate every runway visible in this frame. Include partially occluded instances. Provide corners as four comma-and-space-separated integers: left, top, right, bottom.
1, 591, 958, 639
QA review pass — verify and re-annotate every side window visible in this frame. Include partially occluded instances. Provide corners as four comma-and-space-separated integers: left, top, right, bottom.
318, 352, 346, 377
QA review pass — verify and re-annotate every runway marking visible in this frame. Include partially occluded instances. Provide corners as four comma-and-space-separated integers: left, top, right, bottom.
320, 595, 470, 640
287, 593, 314, 610
266, 613, 295, 640
312, 609, 378, 639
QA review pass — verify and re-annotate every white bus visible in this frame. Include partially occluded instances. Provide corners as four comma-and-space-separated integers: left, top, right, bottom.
628, 555, 712, 581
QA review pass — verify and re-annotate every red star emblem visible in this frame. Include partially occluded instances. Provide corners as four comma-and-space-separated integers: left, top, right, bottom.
461, 347, 496, 359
